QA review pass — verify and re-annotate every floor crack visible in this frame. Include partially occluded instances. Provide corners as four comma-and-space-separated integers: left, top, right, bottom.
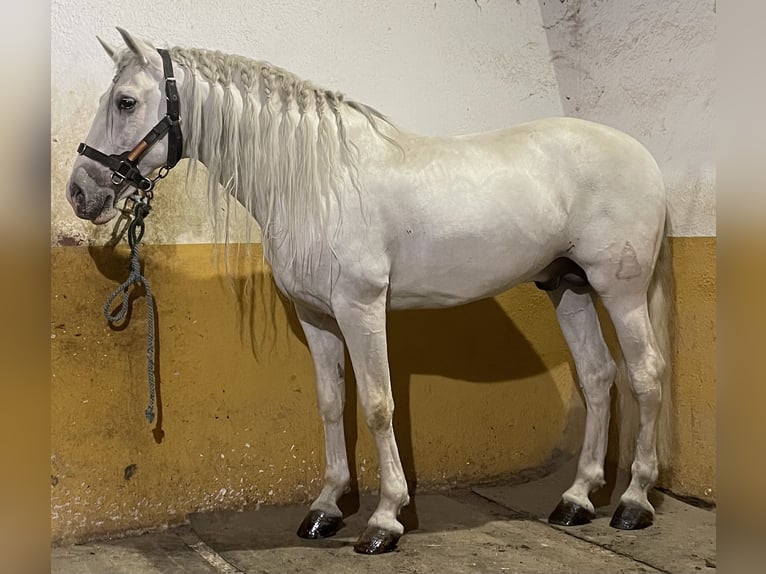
175, 524, 245, 574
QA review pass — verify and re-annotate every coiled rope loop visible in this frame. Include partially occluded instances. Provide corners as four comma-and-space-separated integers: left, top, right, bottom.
103, 199, 157, 423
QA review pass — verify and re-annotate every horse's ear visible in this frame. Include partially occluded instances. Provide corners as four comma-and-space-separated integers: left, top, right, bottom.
96, 36, 117, 62
115, 27, 155, 66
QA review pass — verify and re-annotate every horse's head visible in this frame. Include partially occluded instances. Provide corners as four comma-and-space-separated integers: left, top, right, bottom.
66, 28, 182, 224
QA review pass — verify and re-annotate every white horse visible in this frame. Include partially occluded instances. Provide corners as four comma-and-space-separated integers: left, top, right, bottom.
66, 28, 673, 554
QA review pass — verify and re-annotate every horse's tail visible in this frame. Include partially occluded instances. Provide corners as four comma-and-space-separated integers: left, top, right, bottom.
648, 214, 675, 473
617, 209, 675, 475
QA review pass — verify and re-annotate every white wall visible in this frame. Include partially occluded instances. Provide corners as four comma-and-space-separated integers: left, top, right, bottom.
51, 0, 715, 244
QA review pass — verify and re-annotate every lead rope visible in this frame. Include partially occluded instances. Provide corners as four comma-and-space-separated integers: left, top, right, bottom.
103, 197, 157, 423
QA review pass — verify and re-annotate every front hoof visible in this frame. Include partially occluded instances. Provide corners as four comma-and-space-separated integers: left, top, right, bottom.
609, 502, 654, 530
296, 509, 344, 539
353, 527, 401, 555
548, 499, 595, 526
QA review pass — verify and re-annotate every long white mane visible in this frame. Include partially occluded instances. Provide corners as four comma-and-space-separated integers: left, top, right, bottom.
115, 47, 397, 271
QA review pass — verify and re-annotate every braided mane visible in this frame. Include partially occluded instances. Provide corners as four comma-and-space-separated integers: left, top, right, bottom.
116, 45, 397, 273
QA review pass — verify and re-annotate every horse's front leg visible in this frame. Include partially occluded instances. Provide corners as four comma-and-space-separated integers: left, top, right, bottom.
294, 304, 351, 539
333, 287, 410, 554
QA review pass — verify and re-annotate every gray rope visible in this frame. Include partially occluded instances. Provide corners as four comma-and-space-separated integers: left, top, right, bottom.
103, 202, 156, 423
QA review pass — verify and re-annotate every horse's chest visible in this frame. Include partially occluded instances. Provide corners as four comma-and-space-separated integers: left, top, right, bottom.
267, 252, 336, 314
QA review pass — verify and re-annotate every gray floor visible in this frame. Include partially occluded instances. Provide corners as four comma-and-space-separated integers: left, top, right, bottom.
52, 461, 716, 574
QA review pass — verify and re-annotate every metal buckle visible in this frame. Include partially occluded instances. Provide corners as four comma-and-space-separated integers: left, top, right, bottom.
138, 177, 155, 193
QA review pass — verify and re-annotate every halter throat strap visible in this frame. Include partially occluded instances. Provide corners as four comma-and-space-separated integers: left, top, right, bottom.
76, 48, 183, 192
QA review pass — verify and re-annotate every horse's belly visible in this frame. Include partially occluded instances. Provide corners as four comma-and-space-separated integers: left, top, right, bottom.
387, 233, 548, 310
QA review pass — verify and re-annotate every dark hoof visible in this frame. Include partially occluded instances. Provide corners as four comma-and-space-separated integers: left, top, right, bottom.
353, 527, 401, 555
296, 509, 343, 539
610, 502, 654, 530
548, 499, 595, 526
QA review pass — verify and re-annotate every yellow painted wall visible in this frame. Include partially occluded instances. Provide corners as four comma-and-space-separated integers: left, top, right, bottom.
662, 237, 716, 499
50, 237, 715, 543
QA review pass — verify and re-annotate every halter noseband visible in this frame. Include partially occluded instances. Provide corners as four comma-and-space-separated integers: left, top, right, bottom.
77, 48, 183, 193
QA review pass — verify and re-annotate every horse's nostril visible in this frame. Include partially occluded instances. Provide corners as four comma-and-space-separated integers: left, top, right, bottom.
69, 182, 86, 210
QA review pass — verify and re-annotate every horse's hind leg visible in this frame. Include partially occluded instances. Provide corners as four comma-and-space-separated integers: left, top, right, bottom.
599, 291, 666, 529
294, 305, 350, 539
548, 287, 617, 526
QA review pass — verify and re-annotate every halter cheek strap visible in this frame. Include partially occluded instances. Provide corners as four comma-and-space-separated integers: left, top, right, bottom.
76, 48, 183, 193
160, 49, 183, 168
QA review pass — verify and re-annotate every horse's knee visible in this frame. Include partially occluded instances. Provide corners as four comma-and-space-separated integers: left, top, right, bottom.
364, 400, 394, 432
580, 361, 616, 407
357, 386, 395, 433
317, 391, 344, 424
319, 405, 343, 425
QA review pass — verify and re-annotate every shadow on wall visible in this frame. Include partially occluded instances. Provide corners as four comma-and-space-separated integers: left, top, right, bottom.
387, 301, 566, 532
82, 243, 576, 537
280, 294, 571, 533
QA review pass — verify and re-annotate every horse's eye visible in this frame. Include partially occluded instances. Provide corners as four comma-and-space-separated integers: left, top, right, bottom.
118, 97, 136, 111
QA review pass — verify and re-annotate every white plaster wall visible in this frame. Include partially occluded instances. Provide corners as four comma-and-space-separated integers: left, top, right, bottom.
51, 0, 562, 245
51, 0, 715, 244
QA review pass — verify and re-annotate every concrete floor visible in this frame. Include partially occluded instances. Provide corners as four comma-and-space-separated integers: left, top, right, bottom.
51, 461, 716, 573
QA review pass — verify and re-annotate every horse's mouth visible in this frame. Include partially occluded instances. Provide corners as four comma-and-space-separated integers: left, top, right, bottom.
91, 183, 140, 224
91, 203, 119, 224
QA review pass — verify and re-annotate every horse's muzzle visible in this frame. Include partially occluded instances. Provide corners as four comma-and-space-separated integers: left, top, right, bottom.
67, 180, 116, 223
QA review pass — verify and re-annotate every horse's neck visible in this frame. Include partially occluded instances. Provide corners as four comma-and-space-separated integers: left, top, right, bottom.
176, 59, 397, 249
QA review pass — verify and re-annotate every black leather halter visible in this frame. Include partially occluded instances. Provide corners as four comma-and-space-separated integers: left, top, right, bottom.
77, 48, 183, 193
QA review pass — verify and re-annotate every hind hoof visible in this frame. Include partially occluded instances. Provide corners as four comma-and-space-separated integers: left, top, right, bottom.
610, 502, 654, 530
353, 527, 401, 554
296, 509, 343, 539
548, 499, 595, 526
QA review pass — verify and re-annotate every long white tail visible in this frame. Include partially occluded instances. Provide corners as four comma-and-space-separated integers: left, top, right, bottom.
617, 212, 675, 474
